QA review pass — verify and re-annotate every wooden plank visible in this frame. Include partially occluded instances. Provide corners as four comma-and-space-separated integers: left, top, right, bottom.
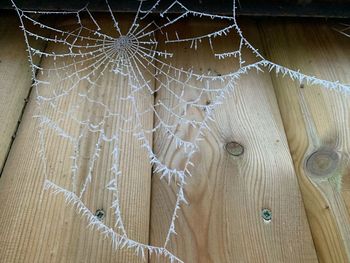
0, 17, 153, 262
150, 19, 318, 262
0, 15, 44, 173
259, 20, 350, 262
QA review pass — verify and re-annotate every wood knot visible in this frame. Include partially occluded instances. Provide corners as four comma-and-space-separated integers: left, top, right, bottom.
306, 148, 339, 177
225, 141, 244, 156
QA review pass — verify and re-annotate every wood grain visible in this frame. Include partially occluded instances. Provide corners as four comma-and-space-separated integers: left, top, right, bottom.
0, 17, 152, 262
149, 19, 318, 262
259, 19, 350, 262
0, 15, 45, 173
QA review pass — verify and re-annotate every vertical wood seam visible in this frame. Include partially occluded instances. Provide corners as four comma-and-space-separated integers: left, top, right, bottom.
0, 20, 47, 177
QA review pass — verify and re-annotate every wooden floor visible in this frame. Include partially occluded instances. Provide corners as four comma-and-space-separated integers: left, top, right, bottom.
0, 14, 349, 263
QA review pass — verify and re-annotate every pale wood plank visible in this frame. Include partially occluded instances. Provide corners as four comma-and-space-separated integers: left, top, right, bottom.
0, 15, 45, 172
150, 19, 318, 262
0, 17, 152, 262
259, 20, 350, 262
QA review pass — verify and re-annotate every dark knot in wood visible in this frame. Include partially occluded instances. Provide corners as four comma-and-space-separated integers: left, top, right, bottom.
225, 141, 244, 156
306, 148, 339, 177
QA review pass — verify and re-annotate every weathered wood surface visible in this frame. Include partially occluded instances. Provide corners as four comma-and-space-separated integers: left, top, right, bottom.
0, 17, 152, 262
150, 20, 317, 262
260, 19, 350, 262
0, 15, 45, 173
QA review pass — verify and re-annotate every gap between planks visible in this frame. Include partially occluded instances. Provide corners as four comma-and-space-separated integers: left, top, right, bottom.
0, 14, 46, 176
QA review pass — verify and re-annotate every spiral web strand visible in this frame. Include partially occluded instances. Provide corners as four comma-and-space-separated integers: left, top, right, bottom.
12, 0, 350, 262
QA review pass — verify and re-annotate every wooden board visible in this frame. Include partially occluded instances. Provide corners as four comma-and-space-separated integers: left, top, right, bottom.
0, 15, 45, 173
149, 19, 318, 262
259, 19, 350, 262
0, 17, 153, 262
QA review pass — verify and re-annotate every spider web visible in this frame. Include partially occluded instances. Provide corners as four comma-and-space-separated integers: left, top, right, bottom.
12, 0, 350, 262
335, 23, 350, 38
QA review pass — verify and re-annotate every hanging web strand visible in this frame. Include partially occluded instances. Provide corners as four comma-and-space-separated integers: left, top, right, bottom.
12, 0, 350, 262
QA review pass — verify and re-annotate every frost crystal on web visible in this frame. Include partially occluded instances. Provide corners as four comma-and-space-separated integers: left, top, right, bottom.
335, 23, 350, 38
12, 0, 350, 262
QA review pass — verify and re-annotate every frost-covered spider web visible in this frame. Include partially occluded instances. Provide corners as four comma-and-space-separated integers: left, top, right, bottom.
335, 23, 350, 38
12, 0, 350, 262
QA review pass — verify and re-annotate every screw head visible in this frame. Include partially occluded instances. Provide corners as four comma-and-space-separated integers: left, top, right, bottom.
95, 209, 105, 220
225, 141, 244, 156
261, 208, 272, 222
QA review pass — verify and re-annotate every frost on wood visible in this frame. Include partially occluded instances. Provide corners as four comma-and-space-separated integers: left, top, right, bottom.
12, 0, 350, 262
